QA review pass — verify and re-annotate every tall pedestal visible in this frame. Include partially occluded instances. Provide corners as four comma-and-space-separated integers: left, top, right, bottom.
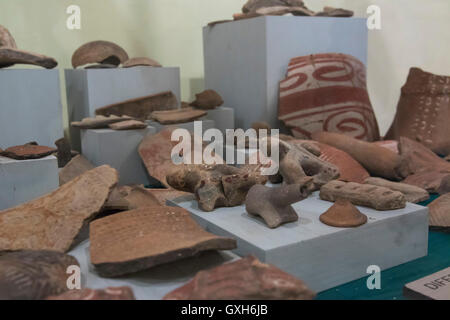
203, 16, 368, 129
66, 66, 181, 151
0, 69, 63, 148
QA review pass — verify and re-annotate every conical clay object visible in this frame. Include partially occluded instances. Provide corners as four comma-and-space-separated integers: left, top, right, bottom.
320, 199, 367, 228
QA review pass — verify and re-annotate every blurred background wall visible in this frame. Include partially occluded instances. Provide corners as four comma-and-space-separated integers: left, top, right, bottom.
0, 0, 449, 135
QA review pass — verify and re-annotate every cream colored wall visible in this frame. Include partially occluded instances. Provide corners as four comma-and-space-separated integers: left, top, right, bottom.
0, 0, 449, 135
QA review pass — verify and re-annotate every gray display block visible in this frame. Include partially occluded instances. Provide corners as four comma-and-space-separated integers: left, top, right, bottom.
203, 16, 368, 129
81, 126, 157, 186
0, 155, 59, 210
0, 69, 63, 148
69, 239, 239, 300
204, 107, 235, 134
169, 191, 429, 292
66, 66, 181, 151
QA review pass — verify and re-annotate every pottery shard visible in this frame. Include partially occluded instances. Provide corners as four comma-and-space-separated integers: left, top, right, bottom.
151, 107, 207, 124
242, 0, 305, 13
315, 6, 354, 17
46, 287, 135, 300
167, 164, 268, 212
0, 165, 118, 252
59, 155, 95, 186
245, 180, 312, 228
313, 132, 401, 181
397, 137, 450, 193
96, 91, 178, 120
386, 68, 450, 155
428, 193, 450, 228
0, 250, 79, 300
122, 57, 162, 68
104, 185, 162, 211
0, 47, 58, 69
320, 198, 367, 228
71, 115, 133, 129
275, 138, 340, 191
72, 40, 129, 69
364, 177, 429, 204
108, 119, 147, 130
0, 24, 17, 48
90, 206, 237, 277
279, 54, 380, 141
320, 180, 406, 211
164, 255, 316, 300
304, 141, 370, 184
373, 140, 399, 154
190, 90, 224, 110
55, 138, 72, 168
0, 143, 56, 160
255, 6, 314, 16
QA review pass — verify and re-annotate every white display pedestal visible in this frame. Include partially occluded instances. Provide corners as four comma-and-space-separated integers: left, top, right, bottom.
69, 239, 239, 300
0, 155, 59, 210
80, 126, 157, 186
0, 69, 63, 148
203, 16, 368, 129
205, 107, 235, 134
65, 66, 181, 151
146, 119, 216, 134
169, 190, 429, 292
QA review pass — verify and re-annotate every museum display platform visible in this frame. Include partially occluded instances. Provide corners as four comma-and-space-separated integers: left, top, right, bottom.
0, 155, 59, 210
169, 190, 429, 292
0, 69, 63, 148
203, 16, 368, 129
65, 66, 181, 150
81, 126, 157, 186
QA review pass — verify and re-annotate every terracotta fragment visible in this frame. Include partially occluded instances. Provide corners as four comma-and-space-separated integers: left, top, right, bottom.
0, 24, 17, 48
84, 63, 117, 69
0, 165, 118, 252
46, 287, 135, 300
55, 137, 72, 168
191, 90, 224, 110
385, 68, 450, 155
364, 177, 429, 204
313, 132, 401, 181
90, 206, 237, 277
245, 180, 312, 228
374, 140, 399, 154
108, 119, 147, 130
96, 91, 178, 120
299, 140, 370, 184
122, 57, 162, 68
71, 115, 133, 129
320, 180, 406, 211
315, 7, 354, 17
72, 40, 129, 69
0, 47, 58, 69
279, 54, 380, 141
104, 185, 162, 211
59, 155, 95, 185
320, 198, 367, 228
255, 6, 314, 16
275, 138, 340, 190
427, 193, 450, 228
167, 164, 267, 212
0, 143, 56, 160
164, 255, 316, 300
397, 137, 450, 193
151, 107, 207, 124
242, 0, 305, 13
0, 250, 79, 300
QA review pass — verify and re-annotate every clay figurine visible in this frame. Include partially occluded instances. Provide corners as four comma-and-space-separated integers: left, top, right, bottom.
164, 255, 316, 300
320, 180, 406, 211
245, 179, 312, 228
279, 54, 380, 141
89, 206, 237, 277
320, 199, 367, 228
72, 40, 129, 69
